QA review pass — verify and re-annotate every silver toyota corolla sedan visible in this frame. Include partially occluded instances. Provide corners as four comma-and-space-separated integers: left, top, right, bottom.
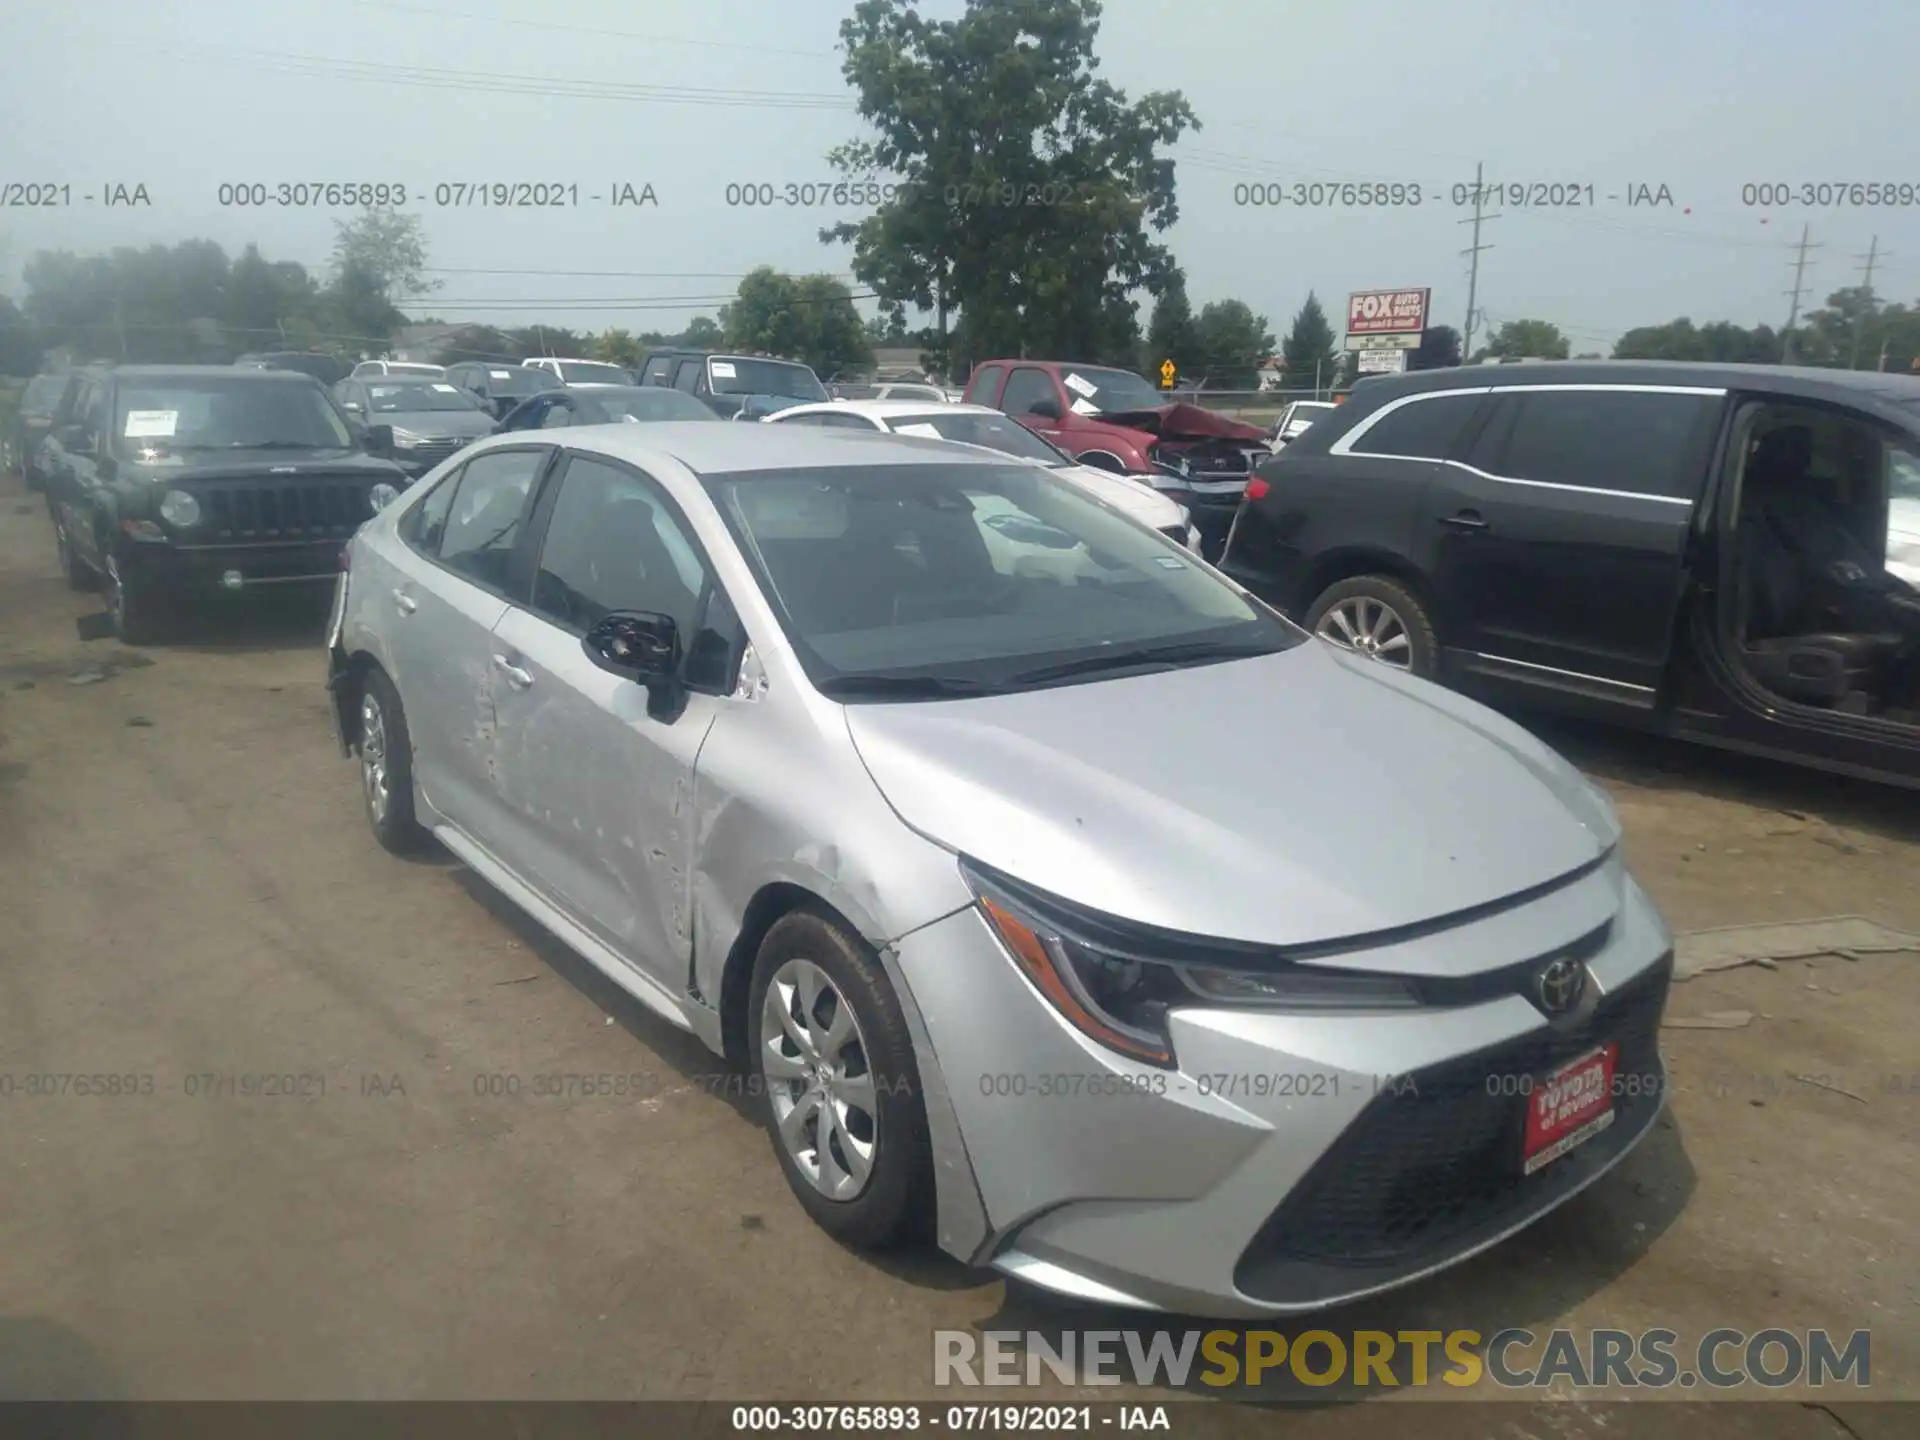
325, 423, 1673, 1318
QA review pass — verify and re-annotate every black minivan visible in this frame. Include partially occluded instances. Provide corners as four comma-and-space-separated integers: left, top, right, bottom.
1220, 361, 1920, 788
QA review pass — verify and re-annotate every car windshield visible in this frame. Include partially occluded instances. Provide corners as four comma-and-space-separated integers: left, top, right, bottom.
367, 382, 483, 414
21, 376, 67, 416
115, 378, 354, 450
558, 361, 631, 385
384, 363, 444, 377
258, 353, 349, 385
708, 358, 829, 402
883, 411, 1069, 465
1057, 366, 1164, 414
706, 462, 1301, 696
883, 385, 946, 402
579, 387, 715, 422
488, 368, 559, 397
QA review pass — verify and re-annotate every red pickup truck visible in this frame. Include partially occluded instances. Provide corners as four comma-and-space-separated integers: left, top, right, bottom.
962, 359, 1271, 556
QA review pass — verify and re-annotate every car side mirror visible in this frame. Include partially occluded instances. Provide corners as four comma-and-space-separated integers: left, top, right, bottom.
583, 611, 684, 718
1028, 398, 1063, 421
365, 424, 395, 457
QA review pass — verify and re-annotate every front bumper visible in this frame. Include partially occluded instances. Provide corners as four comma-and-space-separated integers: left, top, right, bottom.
121, 538, 347, 591
892, 864, 1672, 1318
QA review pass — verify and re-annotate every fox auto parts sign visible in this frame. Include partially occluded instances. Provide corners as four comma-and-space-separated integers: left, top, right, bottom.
1347, 288, 1430, 337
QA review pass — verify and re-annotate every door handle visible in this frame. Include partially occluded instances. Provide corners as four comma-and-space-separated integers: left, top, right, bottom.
392, 588, 418, 614
1439, 511, 1489, 531
492, 653, 534, 689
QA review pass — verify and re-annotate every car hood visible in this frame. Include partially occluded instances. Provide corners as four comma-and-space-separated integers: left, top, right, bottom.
1049, 464, 1185, 529
380, 410, 496, 436
843, 641, 1616, 949
122, 449, 404, 482
1092, 401, 1269, 443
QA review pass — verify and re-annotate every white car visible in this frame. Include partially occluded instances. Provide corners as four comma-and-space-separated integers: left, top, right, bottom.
349, 360, 446, 379
764, 400, 1202, 555
523, 356, 637, 387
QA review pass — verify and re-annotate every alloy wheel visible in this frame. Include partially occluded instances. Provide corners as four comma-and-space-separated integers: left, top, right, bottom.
360, 692, 390, 825
760, 957, 879, 1200
1316, 595, 1414, 668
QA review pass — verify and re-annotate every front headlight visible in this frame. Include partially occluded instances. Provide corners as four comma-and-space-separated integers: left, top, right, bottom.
967, 866, 1418, 1069
388, 427, 425, 448
158, 489, 200, 527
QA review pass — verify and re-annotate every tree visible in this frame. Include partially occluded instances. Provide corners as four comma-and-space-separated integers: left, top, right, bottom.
721, 267, 873, 377
822, 0, 1197, 379
1191, 299, 1272, 388
1279, 292, 1339, 385
330, 206, 438, 310
1477, 318, 1569, 360
682, 315, 723, 347
1611, 317, 1784, 364
594, 328, 645, 367
0, 294, 41, 373
1408, 324, 1462, 370
1143, 271, 1199, 379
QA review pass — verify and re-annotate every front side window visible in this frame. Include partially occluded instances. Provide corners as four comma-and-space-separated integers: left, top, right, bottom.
706, 462, 1300, 696
641, 356, 675, 386
436, 449, 546, 590
1490, 390, 1720, 497
399, 466, 461, 554
114, 378, 354, 451
1348, 392, 1484, 461
705, 358, 828, 402
963, 364, 1005, 406
531, 456, 708, 637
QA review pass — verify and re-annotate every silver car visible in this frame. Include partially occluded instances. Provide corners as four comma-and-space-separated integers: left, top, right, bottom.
325, 424, 1673, 1317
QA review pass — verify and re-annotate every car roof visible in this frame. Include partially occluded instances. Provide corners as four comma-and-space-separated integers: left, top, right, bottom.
528, 356, 613, 364
107, 365, 321, 383
775, 399, 996, 422
522, 420, 1017, 478
1355, 360, 1920, 405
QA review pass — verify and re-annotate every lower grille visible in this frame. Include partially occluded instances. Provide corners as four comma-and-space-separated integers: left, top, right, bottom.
1235, 955, 1670, 1294
195, 481, 374, 541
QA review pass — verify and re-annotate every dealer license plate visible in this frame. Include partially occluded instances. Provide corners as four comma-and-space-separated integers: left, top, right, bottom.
1522, 1042, 1618, 1176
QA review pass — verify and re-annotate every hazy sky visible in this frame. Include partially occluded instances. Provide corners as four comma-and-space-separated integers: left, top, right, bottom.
3, 0, 1917, 355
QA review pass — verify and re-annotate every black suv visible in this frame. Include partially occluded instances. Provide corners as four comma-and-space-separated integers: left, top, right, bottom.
635, 348, 829, 419
40, 365, 411, 642
1221, 361, 1920, 788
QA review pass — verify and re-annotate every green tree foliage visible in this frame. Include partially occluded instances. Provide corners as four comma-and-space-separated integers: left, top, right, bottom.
720, 267, 873, 377
1409, 324, 1462, 370
1191, 299, 1273, 388
1611, 317, 1783, 363
0, 294, 41, 373
1476, 318, 1570, 361
822, 0, 1196, 378
1280, 292, 1339, 383
1143, 271, 1200, 379
594, 328, 645, 368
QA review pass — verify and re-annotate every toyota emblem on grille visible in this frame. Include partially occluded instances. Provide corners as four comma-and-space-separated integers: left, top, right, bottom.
1536, 957, 1588, 1014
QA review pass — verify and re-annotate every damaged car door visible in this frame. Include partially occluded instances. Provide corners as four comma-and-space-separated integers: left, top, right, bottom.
484, 451, 724, 984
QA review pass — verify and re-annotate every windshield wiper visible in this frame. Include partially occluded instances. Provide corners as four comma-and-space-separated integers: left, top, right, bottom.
814, 673, 1006, 700
226, 439, 334, 449
1005, 639, 1276, 688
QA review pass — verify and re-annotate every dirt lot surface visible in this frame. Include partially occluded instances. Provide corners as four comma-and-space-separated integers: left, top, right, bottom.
0, 471, 1911, 1437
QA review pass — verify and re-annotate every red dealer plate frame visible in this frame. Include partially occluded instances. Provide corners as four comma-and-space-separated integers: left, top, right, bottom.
1521, 1042, 1619, 1176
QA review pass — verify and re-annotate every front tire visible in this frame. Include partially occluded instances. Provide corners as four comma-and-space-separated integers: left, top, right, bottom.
357, 668, 429, 855
1305, 574, 1439, 678
749, 909, 933, 1248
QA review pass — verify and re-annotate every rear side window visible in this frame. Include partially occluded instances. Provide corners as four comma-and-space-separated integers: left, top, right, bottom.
999, 368, 1056, 416
641, 356, 675, 386
437, 449, 547, 590
400, 468, 461, 553
1485, 390, 1720, 498
1346, 392, 1484, 460
964, 364, 1005, 405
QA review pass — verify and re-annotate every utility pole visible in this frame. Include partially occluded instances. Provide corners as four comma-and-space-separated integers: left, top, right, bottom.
1780, 224, 1820, 364
1848, 234, 1883, 371
1459, 162, 1499, 361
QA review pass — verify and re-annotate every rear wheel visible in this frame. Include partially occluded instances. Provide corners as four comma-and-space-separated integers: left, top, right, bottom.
357, 667, 429, 855
1305, 575, 1439, 678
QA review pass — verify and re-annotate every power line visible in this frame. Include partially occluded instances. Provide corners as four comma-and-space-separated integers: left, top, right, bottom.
1780, 225, 1822, 364
326, 0, 840, 58
1460, 163, 1499, 359
1849, 235, 1884, 371
421, 267, 859, 280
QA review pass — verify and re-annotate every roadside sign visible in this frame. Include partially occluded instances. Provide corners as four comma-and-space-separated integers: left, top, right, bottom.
1347, 288, 1430, 336
1159, 358, 1176, 388
1357, 348, 1408, 374
1343, 331, 1421, 351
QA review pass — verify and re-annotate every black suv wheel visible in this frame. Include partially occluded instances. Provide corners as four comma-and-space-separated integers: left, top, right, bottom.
1305, 575, 1439, 677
